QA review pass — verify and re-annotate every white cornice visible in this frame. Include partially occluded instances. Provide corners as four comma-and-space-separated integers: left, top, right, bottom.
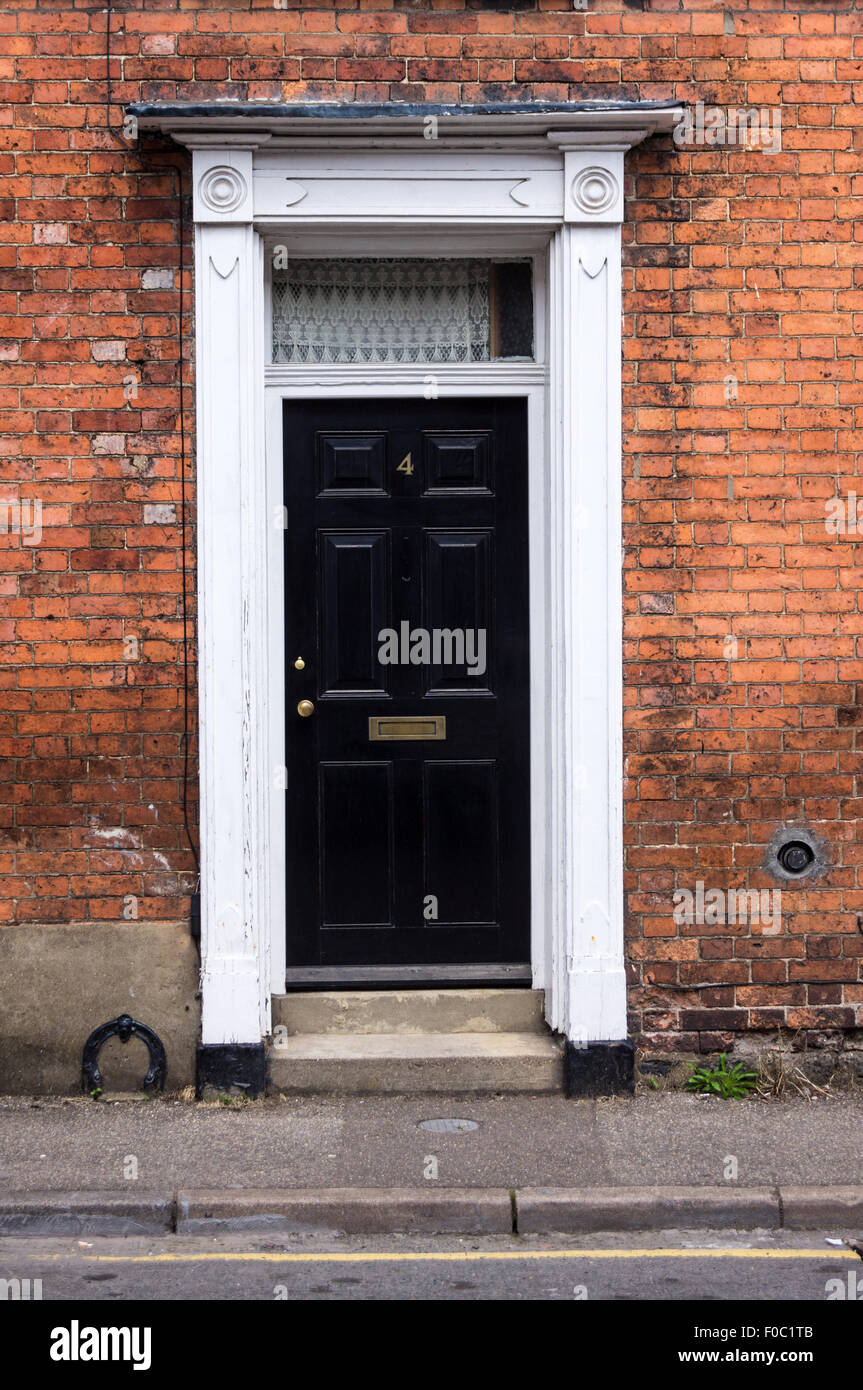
131, 102, 684, 153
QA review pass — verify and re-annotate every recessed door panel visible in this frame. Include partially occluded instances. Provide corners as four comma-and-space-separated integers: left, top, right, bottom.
424, 433, 493, 494
318, 433, 388, 495
319, 761, 393, 927
424, 760, 498, 925
318, 530, 390, 696
423, 530, 493, 694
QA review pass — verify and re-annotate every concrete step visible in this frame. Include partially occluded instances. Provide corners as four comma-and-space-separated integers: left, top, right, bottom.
267, 1031, 565, 1095
272, 988, 547, 1036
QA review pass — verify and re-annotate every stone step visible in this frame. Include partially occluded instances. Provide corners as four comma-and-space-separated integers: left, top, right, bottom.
271, 988, 547, 1036
267, 1031, 565, 1096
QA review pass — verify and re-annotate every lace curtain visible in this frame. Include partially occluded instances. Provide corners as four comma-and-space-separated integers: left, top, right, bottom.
272, 258, 492, 365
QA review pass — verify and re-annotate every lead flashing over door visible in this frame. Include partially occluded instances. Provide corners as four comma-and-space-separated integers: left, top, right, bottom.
129, 100, 684, 143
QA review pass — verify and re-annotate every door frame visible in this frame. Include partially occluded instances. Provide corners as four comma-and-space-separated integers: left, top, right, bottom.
262, 222, 616, 1047
140, 103, 684, 1091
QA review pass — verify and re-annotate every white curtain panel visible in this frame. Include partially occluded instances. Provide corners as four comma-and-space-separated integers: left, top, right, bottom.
272, 257, 492, 365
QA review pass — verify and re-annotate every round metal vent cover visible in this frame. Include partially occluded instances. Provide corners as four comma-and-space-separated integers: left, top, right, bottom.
777, 840, 815, 875
766, 826, 825, 882
418, 1118, 479, 1134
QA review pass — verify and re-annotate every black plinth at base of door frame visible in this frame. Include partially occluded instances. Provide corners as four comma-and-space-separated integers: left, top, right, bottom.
196, 1043, 267, 1099
564, 1039, 635, 1098
193, 1039, 633, 1099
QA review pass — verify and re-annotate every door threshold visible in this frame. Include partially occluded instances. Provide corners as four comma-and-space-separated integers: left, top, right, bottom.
282, 963, 533, 991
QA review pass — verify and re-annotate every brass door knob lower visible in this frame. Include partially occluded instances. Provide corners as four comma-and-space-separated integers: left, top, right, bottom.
297, 699, 315, 718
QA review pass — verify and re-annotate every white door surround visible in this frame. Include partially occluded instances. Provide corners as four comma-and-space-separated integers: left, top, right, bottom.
135, 102, 683, 1096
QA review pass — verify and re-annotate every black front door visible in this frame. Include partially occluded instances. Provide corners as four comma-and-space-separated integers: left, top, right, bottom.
284, 398, 530, 974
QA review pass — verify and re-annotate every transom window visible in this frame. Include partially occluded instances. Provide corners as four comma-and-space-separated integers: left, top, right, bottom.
272, 257, 534, 365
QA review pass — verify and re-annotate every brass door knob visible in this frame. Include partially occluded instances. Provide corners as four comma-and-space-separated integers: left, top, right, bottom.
297, 699, 315, 718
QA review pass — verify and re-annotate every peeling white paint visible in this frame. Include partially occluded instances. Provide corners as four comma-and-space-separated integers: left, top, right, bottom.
87, 827, 142, 849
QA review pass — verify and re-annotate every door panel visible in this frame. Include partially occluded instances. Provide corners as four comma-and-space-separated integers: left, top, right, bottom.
284, 397, 529, 974
318, 531, 390, 695
319, 433, 389, 495
424, 760, 499, 926
423, 531, 493, 693
319, 762, 393, 926
423, 433, 493, 494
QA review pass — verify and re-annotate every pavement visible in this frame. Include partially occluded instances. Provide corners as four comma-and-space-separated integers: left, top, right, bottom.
1, 1091, 861, 1237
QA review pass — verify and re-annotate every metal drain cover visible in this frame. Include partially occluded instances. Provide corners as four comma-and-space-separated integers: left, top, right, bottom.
418, 1118, 478, 1134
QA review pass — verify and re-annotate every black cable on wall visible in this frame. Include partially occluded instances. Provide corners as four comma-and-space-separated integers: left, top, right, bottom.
105, 0, 200, 886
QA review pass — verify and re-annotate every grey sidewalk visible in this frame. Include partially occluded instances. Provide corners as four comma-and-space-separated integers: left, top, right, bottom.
2, 1093, 861, 1236
1, 1092, 860, 1192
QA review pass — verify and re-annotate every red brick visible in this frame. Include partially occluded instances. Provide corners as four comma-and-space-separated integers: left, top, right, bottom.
0, 1, 857, 1057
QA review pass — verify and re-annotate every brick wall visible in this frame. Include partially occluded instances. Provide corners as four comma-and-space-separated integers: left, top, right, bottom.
1, 0, 861, 1058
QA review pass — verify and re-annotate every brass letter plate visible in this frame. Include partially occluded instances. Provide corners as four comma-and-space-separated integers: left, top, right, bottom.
369, 716, 446, 742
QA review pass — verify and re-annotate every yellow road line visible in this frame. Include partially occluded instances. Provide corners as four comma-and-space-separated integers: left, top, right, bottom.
46, 1248, 859, 1266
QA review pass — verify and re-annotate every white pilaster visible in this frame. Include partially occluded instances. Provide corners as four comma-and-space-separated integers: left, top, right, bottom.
545, 191, 626, 1043
194, 149, 269, 1046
